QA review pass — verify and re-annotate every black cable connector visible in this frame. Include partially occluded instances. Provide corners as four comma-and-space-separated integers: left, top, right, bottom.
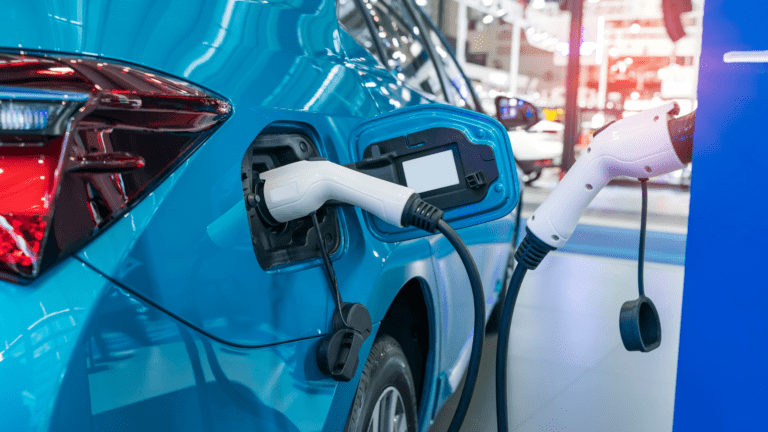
515, 228, 556, 270
400, 194, 444, 233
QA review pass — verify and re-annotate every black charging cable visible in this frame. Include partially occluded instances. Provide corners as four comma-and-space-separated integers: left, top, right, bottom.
618, 178, 662, 353
311, 211, 349, 328
399, 196, 486, 432
497, 178, 659, 431
436, 219, 486, 432
313, 195, 487, 431
638, 178, 648, 297
495, 229, 554, 432
495, 261, 526, 432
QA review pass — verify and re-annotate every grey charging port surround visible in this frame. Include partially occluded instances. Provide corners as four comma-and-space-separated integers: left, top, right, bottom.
345, 127, 499, 211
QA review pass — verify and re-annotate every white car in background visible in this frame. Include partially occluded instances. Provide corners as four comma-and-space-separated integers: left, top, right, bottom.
495, 96, 563, 185
508, 119, 563, 184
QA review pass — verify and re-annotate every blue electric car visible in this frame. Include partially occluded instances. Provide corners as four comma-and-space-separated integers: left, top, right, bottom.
0, 1, 520, 431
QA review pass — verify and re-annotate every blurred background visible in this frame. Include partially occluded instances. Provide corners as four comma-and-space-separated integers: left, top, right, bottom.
422, 0, 699, 187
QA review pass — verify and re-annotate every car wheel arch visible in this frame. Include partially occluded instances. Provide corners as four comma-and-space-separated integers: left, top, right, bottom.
376, 277, 438, 422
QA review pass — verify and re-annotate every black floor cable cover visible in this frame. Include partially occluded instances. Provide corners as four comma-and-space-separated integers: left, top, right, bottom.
435, 219, 487, 432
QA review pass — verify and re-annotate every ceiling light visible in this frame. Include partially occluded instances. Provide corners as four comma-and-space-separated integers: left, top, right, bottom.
591, 113, 606, 129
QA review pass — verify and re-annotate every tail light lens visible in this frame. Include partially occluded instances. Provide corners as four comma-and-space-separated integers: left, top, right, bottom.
0, 53, 231, 282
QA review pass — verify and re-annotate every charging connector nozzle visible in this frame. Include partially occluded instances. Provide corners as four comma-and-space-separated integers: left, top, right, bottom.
400, 195, 444, 233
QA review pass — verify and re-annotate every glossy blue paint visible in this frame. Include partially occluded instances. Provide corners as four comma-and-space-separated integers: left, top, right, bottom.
75, 283, 341, 432
338, 29, 433, 112
2, 0, 518, 431
0, 262, 380, 432
0, 258, 110, 431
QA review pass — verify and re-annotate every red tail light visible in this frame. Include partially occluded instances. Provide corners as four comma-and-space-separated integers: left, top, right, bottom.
0, 53, 231, 281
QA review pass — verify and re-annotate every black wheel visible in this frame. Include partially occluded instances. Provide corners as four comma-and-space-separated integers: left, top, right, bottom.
345, 334, 418, 432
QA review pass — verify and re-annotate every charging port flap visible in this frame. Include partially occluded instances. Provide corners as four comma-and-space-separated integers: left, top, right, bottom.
348, 105, 519, 243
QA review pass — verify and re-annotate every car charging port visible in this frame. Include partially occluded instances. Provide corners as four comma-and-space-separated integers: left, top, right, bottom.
241, 129, 341, 270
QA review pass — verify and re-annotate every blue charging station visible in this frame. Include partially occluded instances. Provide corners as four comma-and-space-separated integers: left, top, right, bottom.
674, 0, 768, 429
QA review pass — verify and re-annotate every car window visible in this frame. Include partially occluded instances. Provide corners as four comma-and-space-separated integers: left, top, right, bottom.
337, 0, 382, 63
365, 0, 447, 102
427, 28, 477, 111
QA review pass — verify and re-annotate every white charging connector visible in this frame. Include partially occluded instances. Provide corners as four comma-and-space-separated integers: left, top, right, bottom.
527, 102, 687, 248
498, 103, 696, 432
259, 160, 418, 227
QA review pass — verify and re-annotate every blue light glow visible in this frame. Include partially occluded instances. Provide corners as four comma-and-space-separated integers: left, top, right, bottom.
0, 102, 63, 131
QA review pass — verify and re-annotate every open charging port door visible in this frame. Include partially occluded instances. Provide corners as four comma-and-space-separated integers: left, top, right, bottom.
241, 130, 342, 270
347, 104, 519, 242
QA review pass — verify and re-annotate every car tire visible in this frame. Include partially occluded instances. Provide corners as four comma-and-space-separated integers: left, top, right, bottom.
345, 334, 418, 432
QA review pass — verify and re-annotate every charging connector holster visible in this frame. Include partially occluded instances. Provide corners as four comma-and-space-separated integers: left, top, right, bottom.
317, 302, 372, 382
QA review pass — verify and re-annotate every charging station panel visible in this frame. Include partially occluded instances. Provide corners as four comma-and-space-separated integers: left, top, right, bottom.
348, 104, 519, 243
